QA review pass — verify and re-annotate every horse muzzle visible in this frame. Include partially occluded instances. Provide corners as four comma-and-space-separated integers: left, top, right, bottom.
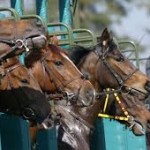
128, 117, 146, 135
145, 81, 150, 94
78, 87, 96, 107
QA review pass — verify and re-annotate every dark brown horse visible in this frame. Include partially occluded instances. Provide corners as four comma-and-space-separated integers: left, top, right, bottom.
54, 28, 150, 150
0, 43, 53, 129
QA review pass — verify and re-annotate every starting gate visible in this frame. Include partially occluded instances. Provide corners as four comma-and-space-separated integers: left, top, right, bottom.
0, 0, 147, 150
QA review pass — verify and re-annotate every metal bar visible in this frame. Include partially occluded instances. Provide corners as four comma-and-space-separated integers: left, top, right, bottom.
10, 0, 23, 16
59, 0, 73, 27
0, 7, 20, 20
118, 41, 139, 68
73, 28, 97, 46
47, 22, 74, 46
21, 14, 46, 27
36, 0, 48, 22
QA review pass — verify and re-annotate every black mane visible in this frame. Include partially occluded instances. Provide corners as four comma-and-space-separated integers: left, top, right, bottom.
69, 45, 92, 66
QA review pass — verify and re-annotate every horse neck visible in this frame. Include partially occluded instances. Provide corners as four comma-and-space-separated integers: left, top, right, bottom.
73, 100, 102, 126
1, 57, 19, 68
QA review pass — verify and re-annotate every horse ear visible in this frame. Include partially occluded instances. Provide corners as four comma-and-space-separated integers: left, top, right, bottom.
101, 28, 112, 46
50, 35, 59, 45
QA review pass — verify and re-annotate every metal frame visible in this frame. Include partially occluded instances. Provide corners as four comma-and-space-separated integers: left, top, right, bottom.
0, 7, 20, 20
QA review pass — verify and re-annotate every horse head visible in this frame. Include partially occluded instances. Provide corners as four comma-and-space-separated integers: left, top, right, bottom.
25, 43, 95, 107
0, 41, 53, 130
69, 28, 150, 136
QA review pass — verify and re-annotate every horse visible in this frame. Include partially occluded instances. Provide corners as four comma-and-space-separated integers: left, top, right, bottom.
0, 42, 53, 129
53, 28, 150, 150
24, 43, 96, 145
0, 18, 62, 148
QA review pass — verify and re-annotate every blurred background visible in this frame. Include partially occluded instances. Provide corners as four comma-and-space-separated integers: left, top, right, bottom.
0, 0, 150, 73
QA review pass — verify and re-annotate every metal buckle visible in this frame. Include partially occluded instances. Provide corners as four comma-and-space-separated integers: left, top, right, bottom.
16, 39, 29, 52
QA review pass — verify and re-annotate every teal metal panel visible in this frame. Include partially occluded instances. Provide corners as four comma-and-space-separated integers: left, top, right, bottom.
0, 114, 31, 150
10, 0, 23, 15
59, 0, 73, 27
36, 127, 57, 150
36, 0, 48, 22
0, 131, 1, 150
91, 118, 147, 150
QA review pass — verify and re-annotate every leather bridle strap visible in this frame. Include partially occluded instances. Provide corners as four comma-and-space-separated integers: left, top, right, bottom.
0, 34, 47, 62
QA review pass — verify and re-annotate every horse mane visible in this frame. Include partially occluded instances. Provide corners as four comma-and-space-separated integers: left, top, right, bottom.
25, 48, 43, 68
69, 45, 92, 66
25, 44, 69, 68
49, 44, 68, 56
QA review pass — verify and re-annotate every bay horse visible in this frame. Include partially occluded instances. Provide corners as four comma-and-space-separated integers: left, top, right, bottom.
25, 43, 95, 106
24, 43, 96, 145
0, 42, 53, 129
53, 28, 150, 150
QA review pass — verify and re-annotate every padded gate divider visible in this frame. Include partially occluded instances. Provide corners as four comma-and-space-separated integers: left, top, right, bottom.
91, 118, 147, 150
0, 113, 31, 150
35, 127, 57, 150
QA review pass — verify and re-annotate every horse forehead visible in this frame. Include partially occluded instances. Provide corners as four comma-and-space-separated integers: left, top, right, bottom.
109, 58, 134, 71
52, 51, 71, 62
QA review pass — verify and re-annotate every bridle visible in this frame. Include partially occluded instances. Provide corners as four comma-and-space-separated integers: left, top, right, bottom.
94, 42, 138, 90
0, 34, 47, 121
0, 34, 47, 62
0, 61, 38, 120
93, 41, 146, 133
40, 50, 89, 107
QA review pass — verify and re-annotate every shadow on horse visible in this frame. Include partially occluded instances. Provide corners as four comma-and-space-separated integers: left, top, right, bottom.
53, 28, 150, 150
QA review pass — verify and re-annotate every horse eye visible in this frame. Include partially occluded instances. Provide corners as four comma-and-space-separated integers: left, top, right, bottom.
21, 79, 29, 84
54, 61, 63, 66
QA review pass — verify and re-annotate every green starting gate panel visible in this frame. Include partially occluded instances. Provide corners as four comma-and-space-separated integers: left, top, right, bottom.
35, 127, 57, 150
91, 118, 147, 150
0, 114, 31, 150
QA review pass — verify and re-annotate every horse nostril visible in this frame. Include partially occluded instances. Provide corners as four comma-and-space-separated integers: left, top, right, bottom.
86, 90, 95, 101
145, 81, 150, 92
81, 74, 89, 80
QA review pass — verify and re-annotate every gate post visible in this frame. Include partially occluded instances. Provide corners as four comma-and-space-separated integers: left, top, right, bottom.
10, 0, 23, 15
0, 114, 31, 150
59, 0, 73, 27
36, 0, 48, 22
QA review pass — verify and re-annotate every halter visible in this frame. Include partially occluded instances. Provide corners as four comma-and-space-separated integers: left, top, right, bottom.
40, 51, 89, 107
